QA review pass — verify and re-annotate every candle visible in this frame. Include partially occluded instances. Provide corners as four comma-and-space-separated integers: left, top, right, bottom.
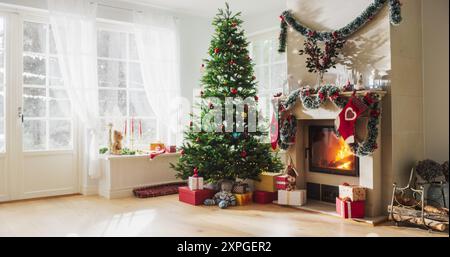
124, 120, 127, 136
139, 120, 143, 140
131, 117, 134, 135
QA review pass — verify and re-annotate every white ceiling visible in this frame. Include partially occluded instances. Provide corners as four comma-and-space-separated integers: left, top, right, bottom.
117, 0, 287, 17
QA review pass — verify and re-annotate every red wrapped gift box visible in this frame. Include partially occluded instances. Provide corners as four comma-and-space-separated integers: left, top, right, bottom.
276, 175, 290, 190
179, 186, 215, 205
336, 197, 365, 219
253, 190, 277, 204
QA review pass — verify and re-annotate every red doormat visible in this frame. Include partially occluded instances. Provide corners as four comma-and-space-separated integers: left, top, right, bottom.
133, 182, 187, 198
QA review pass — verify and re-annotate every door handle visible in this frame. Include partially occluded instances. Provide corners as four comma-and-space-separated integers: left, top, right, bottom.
18, 107, 24, 123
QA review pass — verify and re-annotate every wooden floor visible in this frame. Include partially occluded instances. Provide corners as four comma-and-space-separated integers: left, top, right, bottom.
0, 194, 447, 237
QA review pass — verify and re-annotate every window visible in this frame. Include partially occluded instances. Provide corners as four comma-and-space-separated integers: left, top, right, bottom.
249, 32, 287, 139
22, 21, 72, 151
0, 18, 5, 152
97, 27, 156, 150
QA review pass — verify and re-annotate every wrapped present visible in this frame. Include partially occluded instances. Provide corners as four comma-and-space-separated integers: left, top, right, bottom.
278, 189, 307, 206
254, 172, 282, 192
188, 176, 203, 190
188, 168, 203, 190
150, 142, 165, 151
234, 192, 253, 206
276, 175, 296, 191
166, 145, 177, 153
178, 186, 215, 205
253, 191, 277, 204
336, 197, 365, 219
232, 182, 249, 194
339, 184, 366, 202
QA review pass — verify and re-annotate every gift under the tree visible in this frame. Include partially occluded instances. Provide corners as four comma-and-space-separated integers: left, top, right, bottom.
254, 172, 283, 192
253, 190, 277, 204
336, 197, 365, 219
277, 189, 307, 206
188, 176, 204, 190
276, 175, 297, 190
178, 186, 215, 205
338, 184, 366, 202
232, 182, 249, 194
234, 192, 253, 206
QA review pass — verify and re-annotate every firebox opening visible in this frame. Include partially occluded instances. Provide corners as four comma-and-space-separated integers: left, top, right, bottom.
308, 125, 359, 177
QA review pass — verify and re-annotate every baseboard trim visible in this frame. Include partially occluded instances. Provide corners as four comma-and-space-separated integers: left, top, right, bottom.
81, 185, 99, 196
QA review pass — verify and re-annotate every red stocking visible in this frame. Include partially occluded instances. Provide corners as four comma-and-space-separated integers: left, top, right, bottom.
335, 96, 367, 144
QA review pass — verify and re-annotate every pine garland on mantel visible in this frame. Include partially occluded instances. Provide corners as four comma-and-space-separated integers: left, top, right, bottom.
278, 0, 402, 53
277, 86, 383, 156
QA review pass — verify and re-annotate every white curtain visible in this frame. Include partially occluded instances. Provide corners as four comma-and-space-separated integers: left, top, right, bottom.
133, 12, 182, 146
48, 0, 101, 178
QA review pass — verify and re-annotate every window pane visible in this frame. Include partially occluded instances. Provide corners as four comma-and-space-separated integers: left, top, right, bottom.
23, 120, 46, 150
99, 89, 127, 116
23, 87, 46, 117
137, 119, 157, 146
98, 59, 126, 88
270, 63, 287, 90
49, 26, 57, 54
49, 57, 62, 81
129, 62, 143, 88
129, 34, 139, 60
97, 30, 127, 59
129, 90, 154, 117
49, 88, 71, 117
255, 66, 270, 90
271, 40, 286, 63
23, 22, 47, 53
49, 120, 71, 149
23, 54, 46, 85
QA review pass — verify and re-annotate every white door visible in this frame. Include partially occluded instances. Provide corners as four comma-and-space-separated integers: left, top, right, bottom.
0, 12, 78, 202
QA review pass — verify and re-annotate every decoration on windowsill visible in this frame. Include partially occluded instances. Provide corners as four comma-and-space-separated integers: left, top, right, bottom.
278, 0, 402, 77
274, 86, 382, 157
111, 130, 124, 155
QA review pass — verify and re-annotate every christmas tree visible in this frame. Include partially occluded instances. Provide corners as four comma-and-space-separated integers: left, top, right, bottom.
171, 4, 283, 183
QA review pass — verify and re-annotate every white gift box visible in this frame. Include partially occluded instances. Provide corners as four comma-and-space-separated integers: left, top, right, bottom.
188, 176, 204, 190
278, 189, 307, 206
338, 185, 366, 201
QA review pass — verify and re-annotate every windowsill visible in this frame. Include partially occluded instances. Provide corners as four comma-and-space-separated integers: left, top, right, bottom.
100, 152, 181, 160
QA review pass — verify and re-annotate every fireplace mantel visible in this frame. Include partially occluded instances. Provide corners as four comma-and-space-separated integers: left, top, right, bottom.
289, 90, 387, 120
285, 89, 387, 218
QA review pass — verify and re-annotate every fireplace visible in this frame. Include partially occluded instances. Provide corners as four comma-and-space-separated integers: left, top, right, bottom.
308, 125, 359, 177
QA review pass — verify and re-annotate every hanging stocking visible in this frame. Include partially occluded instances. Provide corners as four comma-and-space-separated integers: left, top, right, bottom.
335, 95, 367, 144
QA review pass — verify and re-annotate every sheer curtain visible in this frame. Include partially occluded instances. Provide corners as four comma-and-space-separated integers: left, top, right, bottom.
133, 12, 182, 146
48, 0, 101, 178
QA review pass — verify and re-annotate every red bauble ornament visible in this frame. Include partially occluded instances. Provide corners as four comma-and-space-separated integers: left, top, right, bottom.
180, 149, 185, 155
231, 88, 238, 95
307, 30, 315, 37
214, 48, 220, 54
189, 121, 193, 127
231, 22, 237, 27
208, 102, 214, 109
254, 95, 259, 101
279, 15, 284, 21
229, 60, 235, 65
240, 150, 247, 158
252, 75, 256, 80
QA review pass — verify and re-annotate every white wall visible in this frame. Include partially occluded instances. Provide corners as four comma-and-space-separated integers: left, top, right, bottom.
422, 0, 449, 163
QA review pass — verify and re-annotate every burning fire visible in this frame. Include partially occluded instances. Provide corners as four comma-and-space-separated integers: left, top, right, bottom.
333, 138, 354, 170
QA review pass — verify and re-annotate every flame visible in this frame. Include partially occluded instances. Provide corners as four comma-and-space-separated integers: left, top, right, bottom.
334, 137, 354, 170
